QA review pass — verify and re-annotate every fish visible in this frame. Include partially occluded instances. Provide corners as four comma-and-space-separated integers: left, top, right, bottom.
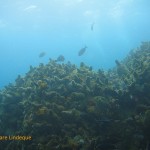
56, 55, 65, 62
91, 22, 95, 31
78, 46, 87, 56
39, 52, 46, 58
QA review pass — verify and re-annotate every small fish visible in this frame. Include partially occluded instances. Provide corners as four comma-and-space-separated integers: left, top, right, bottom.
91, 22, 95, 31
78, 46, 87, 56
56, 55, 65, 62
39, 52, 46, 58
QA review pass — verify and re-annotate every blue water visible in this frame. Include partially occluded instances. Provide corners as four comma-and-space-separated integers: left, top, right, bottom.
0, 0, 150, 89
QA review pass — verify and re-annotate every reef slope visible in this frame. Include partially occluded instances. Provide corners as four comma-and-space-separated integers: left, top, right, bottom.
0, 42, 150, 150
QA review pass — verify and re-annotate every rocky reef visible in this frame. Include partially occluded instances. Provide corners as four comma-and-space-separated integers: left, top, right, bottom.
0, 41, 150, 150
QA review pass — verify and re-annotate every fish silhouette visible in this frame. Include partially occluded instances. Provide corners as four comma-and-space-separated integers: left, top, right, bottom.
91, 22, 95, 31
56, 55, 65, 62
78, 46, 87, 56
39, 52, 46, 58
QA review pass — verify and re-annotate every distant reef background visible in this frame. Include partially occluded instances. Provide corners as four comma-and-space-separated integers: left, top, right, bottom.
0, 41, 150, 150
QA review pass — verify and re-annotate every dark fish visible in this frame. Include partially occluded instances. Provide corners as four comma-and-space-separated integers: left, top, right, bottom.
115, 59, 121, 66
39, 52, 46, 58
78, 46, 87, 56
91, 22, 95, 31
56, 55, 65, 62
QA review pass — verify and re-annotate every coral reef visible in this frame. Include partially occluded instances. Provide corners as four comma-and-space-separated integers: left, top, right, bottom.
0, 41, 150, 150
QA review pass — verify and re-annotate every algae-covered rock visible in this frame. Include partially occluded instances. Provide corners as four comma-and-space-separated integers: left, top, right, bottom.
0, 41, 150, 149
70, 92, 85, 101
143, 110, 150, 139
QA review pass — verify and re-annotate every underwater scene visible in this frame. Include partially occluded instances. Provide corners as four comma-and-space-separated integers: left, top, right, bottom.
0, 0, 150, 150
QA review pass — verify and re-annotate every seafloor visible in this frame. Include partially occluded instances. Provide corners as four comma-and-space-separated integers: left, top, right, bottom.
0, 41, 150, 150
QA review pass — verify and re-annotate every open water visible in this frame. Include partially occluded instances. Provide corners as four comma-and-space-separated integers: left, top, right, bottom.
0, 0, 150, 88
